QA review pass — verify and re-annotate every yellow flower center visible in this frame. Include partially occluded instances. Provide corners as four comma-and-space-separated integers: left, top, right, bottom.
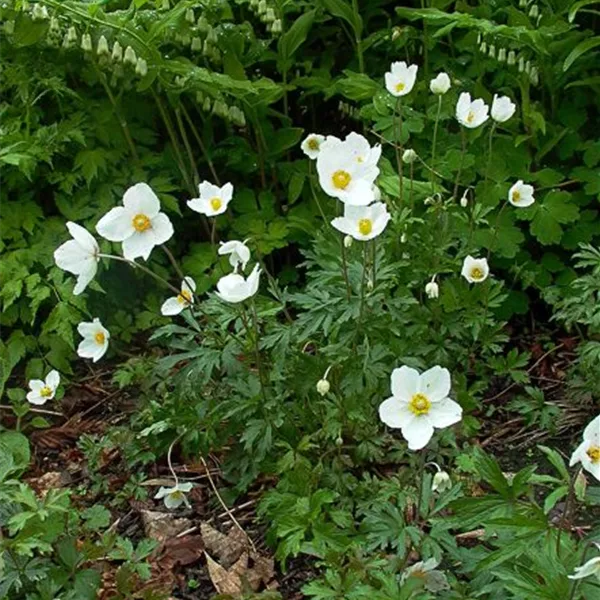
466, 111, 475, 124
587, 446, 600, 464
40, 386, 53, 398
332, 170, 351, 190
409, 393, 431, 416
356, 156, 364, 163
470, 267, 484, 281
358, 218, 373, 236
395, 82, 405, 93
512, 190, 521, 203
210, 197, 222, 211
132, 213, 151, 232
95, 332, 105, 345
307, 138, 319, 151
170, 490, 184, 501
177, 289, 193, 304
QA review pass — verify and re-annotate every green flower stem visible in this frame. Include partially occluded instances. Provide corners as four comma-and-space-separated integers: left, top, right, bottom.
556, 465, 582, 557
415, 449, 427, 521
357, 242, 369, 330
567, 539, 594, 600
430, 95, 442, 194
484, 122, 497, 195
174, 106, 200, 188
371, 239, 377, 289
395, 98, 404, 203
452, 127, 467, 200
340, 235, 352, 300
351, 0, 364, 73
241, 301, 268, 402
308, 161, 330, 227
180, 103, 221, 186
409, 161, 415, 210
486, 201, 509, 261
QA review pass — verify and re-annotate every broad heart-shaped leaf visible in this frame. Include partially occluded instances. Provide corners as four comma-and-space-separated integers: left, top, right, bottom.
527, 190, 580, 245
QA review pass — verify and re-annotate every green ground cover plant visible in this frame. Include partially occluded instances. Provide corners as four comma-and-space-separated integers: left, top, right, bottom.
1, 1, 599, 598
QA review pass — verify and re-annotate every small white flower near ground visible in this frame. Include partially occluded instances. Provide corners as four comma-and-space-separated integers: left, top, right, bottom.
77, 318, 110, 362
461, 256, 490, 284
401, 558, 450, 592
27, 370, 60, 405
568, 550, 600, 581
154, 482, 194, 509
491, 94, 516, 123
425, 277, 439, 299
432, 471, 452, 493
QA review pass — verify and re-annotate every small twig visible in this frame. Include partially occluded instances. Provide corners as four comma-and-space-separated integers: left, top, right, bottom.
199, 455, 257, 552
0, 404, 64, 417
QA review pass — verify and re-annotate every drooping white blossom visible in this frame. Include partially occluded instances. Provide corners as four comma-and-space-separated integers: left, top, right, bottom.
187, 181, 233, 217
508, 180, 535, 207
378, 366, 463, 450
568, 550, 600, 581
154, 482, 193, 509
77, 318, 110, 362
218, 240, 251, 271
491, 94, 516, 123
96, 183, 174, 261
27, 370, 60, 406
430, 72, 451, 95
161, 277, 196, 316
215, 264, 261, 303
401, 558, 450, 592
54, 222, 100, 295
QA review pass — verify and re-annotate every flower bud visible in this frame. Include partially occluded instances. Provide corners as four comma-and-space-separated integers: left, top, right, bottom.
97, 35, 109, 56
574, 471, 587, 501
185, 8, 195, 24
344, 235, 353, 248
265, 7, 275, 23
258, 0, 267, 15
207, 27, 218, 44
476, 33, 481, 44
367, 279, 374, 292
432, 471, 451, 493
518, 56, 525, 72
400, 233, 407, 243
507, 50, 516, 65
32, 3, 49, 21
460, 193, 468, 208
81, 33, 93, 53
488, 44, 496, 59
497, 48, 506, 63
49, 16, 60, 33
250, 0, 259, 6
191, 36, 202, 51
135, 57, 148, 77
525, 60, 531, 74
3, 20, 15, 34
402, 148, 417, 164
203, 97, 212, 112
372, 184, 381, 201
67, 26, 78, 44
479, 41, 487, 54
111, 41, 123, 62
529, 5, 539, 19
316, 379, 330, 396
123, 45, 137, 66
519, 0, 527, 6
197, 16, 209, 32
391, 27, 402, 42
162, 0, 169, 8
425, 280, 439, 299
529, 66, 539, 86
271, 18, 282, 34
430, 72, 451, 95
335, 435, 343, 446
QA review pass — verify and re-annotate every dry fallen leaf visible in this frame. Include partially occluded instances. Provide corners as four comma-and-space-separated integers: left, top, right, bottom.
205, 550, 248, 595
141, 510, 193, 543
200, 521, 247, 568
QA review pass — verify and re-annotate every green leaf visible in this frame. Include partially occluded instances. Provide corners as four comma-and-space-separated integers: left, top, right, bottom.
278, 10, 316, 67
268, 128, 304, 157
564, 36, 600, 71
569, 0, 600, 23
538, 445, 570, 481
528, 191, 579, 245
322, 0, 362, 36
0, 431, 31, 470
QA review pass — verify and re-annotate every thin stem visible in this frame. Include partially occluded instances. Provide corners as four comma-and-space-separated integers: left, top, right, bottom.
484, 123, 497, 196
308, 161, 330, 227
357, 242, 368, 329
395, 98, 404, 202
430, 95, 442, 194
340, 235, 352, 300
241, 302, 267, 402
180, 103, 221, 185
175, 107, 200, 188
486, 201, 508, 261
167, 438, 179, 487
0, 405, 64, 417
415, 450, 427, 521
453, 127, 467, 200
556, 465, 582, 556
371, 239, 377, 289
409, 161, 414, 210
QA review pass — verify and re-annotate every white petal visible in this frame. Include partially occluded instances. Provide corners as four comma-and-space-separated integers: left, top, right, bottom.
96, 206, 134, 242
178, 482, 194, 492
77, 337, 100, 360
378, 397, 412, 428
583, 415, 600, 444
428, 398, 463, 429
45, 370, 60, 389
161, 296, 185, 316
28, 379, 44, 393
164, 493, 183, 509
246, 264, 261, 298
569, 440, 588, 466
27, 391, 46, 405
182, 277, 196, 294
419, 366, 451, 402
331, 216, 354, 237
198, 181, 221, 200
154, 486, 172, 499
77, 321, 97, 337
122, 231, 156, 261
402, 417, 435, 451
92, 340, 109, 362
391, 366, 420, 401
342, 179, 375, 206
54, 240, 90, 275
73, 265, 97, 295
66, 222, 98, 254
221, 182, 234, 202
122, 183, 160, 218
150, 213, 174, 246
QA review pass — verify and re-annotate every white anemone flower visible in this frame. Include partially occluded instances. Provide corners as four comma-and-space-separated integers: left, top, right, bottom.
456, 92, 489, 128
187, 181, 233, 217
378, 366, 463, 451
570, 415, 600, 481
432, 471, 452, 493
27, 370, 60, 405
430, 72, 451, 95
96, 183, 174, 261
77, 318, 110, 362
216, 264, 261, 304
154, 482, 193, 509
401, 558, 449, 592
385, 61, 418, 97
425, 278, 439, 299
161, 277, 196, 316
569, 548, 600, 581
461, 256, 490, 284
301, 133, 325, 159
54, 222, 100, 295
491, 94, 516, 123
218, 240, 251, 271
317, 133, 381, 205
331, 202, 391, 241
508, 180, 535, 207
